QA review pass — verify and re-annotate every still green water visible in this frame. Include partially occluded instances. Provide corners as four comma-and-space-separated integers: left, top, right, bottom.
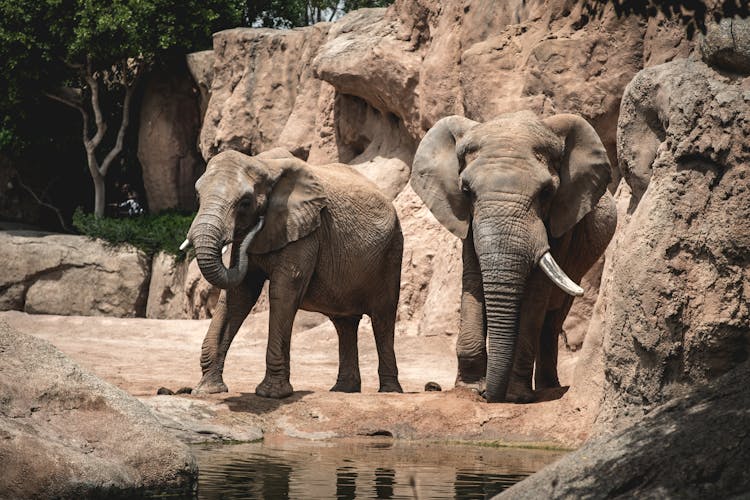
190, 439, 565, 499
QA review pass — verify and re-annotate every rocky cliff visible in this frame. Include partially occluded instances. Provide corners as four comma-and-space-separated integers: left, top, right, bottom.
183, 0, 687, 344
181, 1, 749, 483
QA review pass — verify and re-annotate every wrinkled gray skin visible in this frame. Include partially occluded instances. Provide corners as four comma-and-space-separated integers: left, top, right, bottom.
411, 111, 617, 403
189, 148, 403, 398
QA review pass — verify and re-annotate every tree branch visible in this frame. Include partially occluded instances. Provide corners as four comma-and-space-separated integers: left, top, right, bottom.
43, 88, 83, 109
43, 90, 94, 152
85, 57, 107, 149
16, 177, 70, 232
99, 78, 137, 177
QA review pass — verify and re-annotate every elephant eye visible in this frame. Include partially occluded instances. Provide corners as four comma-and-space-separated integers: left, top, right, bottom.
539, 182, 555, 202
238, 198, 253, 210
461, 181, 472, 195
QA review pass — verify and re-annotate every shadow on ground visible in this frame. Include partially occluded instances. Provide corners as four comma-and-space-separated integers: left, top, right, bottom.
224, 391, 314, 414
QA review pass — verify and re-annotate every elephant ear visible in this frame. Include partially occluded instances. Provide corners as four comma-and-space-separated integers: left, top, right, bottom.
543, 114, 612, 238
250, 157, 326, 254
410, 115, 479, 239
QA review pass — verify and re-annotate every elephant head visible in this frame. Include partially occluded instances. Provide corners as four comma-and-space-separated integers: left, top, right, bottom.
411, 110, 611, 402
185, 148, 326, 289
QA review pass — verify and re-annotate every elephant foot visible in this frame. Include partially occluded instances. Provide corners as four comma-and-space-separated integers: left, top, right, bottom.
192, 375, 228, 394
455, 377, 486, 396
255, 376, 293, 399
330, 378, 361, 393
505, 378, 536, 404
534, 378, 562, 391
378, 379, 403, 393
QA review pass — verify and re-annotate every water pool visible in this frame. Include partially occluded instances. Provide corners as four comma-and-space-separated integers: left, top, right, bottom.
189, 438, 565, 499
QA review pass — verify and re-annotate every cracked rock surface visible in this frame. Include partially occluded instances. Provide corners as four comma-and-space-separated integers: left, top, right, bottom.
0, 231, 150, 317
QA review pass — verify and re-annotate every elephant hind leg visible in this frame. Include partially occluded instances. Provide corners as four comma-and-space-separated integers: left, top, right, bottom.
368, 233, 403, 394
330, 315, 362, 393
370, 310, 402, 393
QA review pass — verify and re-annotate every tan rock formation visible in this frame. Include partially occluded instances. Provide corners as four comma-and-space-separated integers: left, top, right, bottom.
199, 24, 331, 160
0, 320, 196, 497
601, 55, 750, 426
191, 1, 699, 349
501, 359, 750, 499
185, 50, 214, 120
700, 16, 750, 74
0, 231, 149, 317
393, 184, 461, 337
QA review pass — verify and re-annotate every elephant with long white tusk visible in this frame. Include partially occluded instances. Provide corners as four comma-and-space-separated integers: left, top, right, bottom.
411, 110, 617, 403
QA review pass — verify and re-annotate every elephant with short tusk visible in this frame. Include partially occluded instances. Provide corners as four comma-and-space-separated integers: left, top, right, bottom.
411, 110, 617, 403
185, 148, 404, 398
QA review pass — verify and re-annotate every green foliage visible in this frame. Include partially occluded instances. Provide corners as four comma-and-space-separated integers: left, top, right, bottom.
72, 207, 194, 258
0, 0, 244, 156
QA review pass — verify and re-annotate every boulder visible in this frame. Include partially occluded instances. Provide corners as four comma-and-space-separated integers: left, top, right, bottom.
137, 60, 204, 213
0, 320, 197, 497
700, 16, 750, 75
499, 360, 750, 499
601, 57, 750, 426
146, 252, 189, 319
313, 8, 422, 140
0, 231, 150, 317
564, 180, 634, 417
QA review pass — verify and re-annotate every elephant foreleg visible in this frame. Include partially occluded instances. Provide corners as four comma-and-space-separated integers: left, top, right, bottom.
506, 269, 551, 403
535, 194, 616, 390
193, 270, 266, 394
456, 233, 487, 392
330, 315, 362, 393
256, 261, 313, 399
535, 297, 573, 390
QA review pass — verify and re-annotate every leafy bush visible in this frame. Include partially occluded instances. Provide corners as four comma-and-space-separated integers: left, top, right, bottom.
73, 208, 194, 258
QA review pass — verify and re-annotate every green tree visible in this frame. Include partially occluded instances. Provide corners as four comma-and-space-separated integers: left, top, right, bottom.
0, 0, 243, 217
246, 0, 393, 28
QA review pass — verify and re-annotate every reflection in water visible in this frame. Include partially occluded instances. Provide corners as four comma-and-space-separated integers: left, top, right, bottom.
374, 468, 395, 499
191, 439, 565, 499
337, 466, 357, 499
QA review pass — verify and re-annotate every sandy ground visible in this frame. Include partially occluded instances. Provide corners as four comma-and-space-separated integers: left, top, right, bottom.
1, 309, 590, 448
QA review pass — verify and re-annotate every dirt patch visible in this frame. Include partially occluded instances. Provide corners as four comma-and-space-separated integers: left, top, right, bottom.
1, 310, 591, 448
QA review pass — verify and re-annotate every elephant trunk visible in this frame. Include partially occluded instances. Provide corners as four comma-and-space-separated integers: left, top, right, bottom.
477, 251, 528, 403
473, 206, 535, 403
191, 207, 263, 289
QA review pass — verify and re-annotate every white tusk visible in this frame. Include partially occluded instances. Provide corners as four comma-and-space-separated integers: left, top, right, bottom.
538, 252, 584, 297
179, 238, 191, 251
244, 216, 265, 246
221, 217, 264, 256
